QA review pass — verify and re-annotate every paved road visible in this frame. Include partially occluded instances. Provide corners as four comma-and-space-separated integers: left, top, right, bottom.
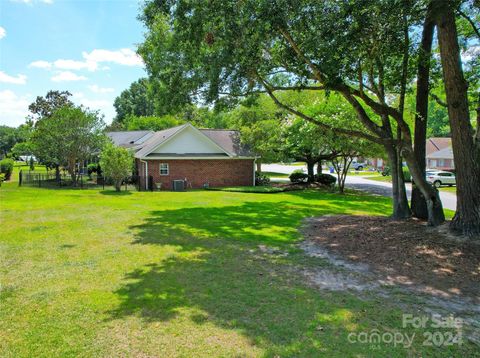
262, 163, 457, 211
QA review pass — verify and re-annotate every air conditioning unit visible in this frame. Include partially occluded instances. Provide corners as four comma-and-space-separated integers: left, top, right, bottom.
172, 180, 185, 191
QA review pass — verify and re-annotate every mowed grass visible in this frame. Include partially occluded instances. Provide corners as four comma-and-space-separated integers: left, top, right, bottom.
368, 175, 393, 183
0, 182, 474, 357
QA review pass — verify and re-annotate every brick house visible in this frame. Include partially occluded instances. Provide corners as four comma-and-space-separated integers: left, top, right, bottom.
109, 123, 255, 190
426, 137, 454, 171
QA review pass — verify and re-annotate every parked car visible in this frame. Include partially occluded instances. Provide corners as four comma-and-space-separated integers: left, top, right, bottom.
426, 171, 456, 188
352, 161, 367, 171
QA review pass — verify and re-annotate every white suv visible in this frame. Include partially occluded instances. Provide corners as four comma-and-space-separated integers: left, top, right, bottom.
426, 171, 456, 188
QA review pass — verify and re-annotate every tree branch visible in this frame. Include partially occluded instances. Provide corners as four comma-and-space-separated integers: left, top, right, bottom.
457, 8, 480, 39
257, 74, 383, 144
430, 93, 448, 107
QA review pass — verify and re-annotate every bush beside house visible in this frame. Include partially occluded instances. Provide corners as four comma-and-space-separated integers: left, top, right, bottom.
0, 158, 14, 181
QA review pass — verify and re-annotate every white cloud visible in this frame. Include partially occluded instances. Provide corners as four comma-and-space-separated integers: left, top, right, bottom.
0, 27, 6, 39
88, 85, 114, 94
0, 71, 27, 84
0, 90, 30, 126
72, 92, 115, 122
9, 0, 53, 4
54, 59, 97, 71
82, 48, 143, 67
28, 48, 143, 74
29, 60, 52, 69
51, 71, 87, 82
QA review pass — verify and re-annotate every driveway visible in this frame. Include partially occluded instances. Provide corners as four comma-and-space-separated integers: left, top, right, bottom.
262, 163, 457, 211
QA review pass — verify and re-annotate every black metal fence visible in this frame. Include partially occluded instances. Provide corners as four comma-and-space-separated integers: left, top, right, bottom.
18, 170, 153, 191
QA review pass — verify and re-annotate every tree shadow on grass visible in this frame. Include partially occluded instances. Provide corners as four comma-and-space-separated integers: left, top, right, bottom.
108, 197, 403, 356
99, 190, 133, 196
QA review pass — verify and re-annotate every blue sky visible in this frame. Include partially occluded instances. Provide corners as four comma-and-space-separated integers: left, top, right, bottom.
0, 0, 146, 127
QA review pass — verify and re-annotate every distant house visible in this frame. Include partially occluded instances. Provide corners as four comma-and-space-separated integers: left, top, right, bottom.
426, 137, 454, 170
107, 123, 255, 190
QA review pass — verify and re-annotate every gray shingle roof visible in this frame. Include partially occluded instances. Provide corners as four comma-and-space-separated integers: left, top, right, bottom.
201, 129, 253, 157
106, 131, 154, 148
427, 146, 454, 160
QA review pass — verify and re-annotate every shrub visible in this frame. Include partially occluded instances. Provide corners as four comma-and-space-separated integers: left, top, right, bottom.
99, 142, 133, 192
87, 163, 101, 176
289, 169, 308, 183
0, 173, 5, 187
0, 158, 14, 180
255, 172, 271, 186
314, 173, 337, 186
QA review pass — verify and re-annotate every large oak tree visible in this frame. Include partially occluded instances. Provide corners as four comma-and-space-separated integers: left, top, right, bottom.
137, 0, 479, 228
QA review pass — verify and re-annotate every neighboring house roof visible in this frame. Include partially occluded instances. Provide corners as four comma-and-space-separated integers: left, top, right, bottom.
133, 123, 254, 159
107, 130, 154, 148
426, 137, 451, 156
427, 146, 454, 160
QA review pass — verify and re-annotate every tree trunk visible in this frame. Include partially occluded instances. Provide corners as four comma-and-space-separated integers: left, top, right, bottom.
403, 148, 445, 226
306, 160, 315, 182
411, 7, 435, 220
55, 165, 60, 183
434, 2, 480, 235
67, 160, 77, 186
396, 148, 409, 214
386, 146, 411, 219
316, 160, 323, 174
115, 180, 122, 192
256, 160, 261, 173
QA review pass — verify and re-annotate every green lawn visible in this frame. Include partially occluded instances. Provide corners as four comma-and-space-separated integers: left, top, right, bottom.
0, 182, 473, 357
368, 175, 393, 183
440, 186, 457, 193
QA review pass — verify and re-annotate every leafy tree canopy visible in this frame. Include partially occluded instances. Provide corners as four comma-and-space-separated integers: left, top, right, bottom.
28, 90, 74, 123
113, 78, 155, 123
30, 105, 105, 183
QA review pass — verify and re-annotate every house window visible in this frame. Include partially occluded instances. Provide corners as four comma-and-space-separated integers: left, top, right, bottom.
160, 163, 169, 175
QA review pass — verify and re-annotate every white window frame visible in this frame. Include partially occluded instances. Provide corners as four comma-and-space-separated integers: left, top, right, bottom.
159, 163, 169, 176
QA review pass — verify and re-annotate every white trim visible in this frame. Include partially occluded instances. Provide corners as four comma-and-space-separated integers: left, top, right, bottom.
159, 163, 169, 176
140, 159, 148, 190
253, 158, 256, 186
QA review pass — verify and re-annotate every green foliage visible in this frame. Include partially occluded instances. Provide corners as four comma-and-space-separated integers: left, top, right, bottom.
99, 142, 133, 191
28, 90, 73, 123
0, 126, 19, 156
402, 167, 412, 183
289, 169, 308, 183
113, 78, 154, 123
29, 157, 35, 171
225, 95, 285, 163
0, 173, 5, 186
87, 163, 101, 176
254, 171, 271, 186
124, 114, 183, 131
11, 141, 33, 159
314, 173, 337, 186
0, 158, 14, 180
